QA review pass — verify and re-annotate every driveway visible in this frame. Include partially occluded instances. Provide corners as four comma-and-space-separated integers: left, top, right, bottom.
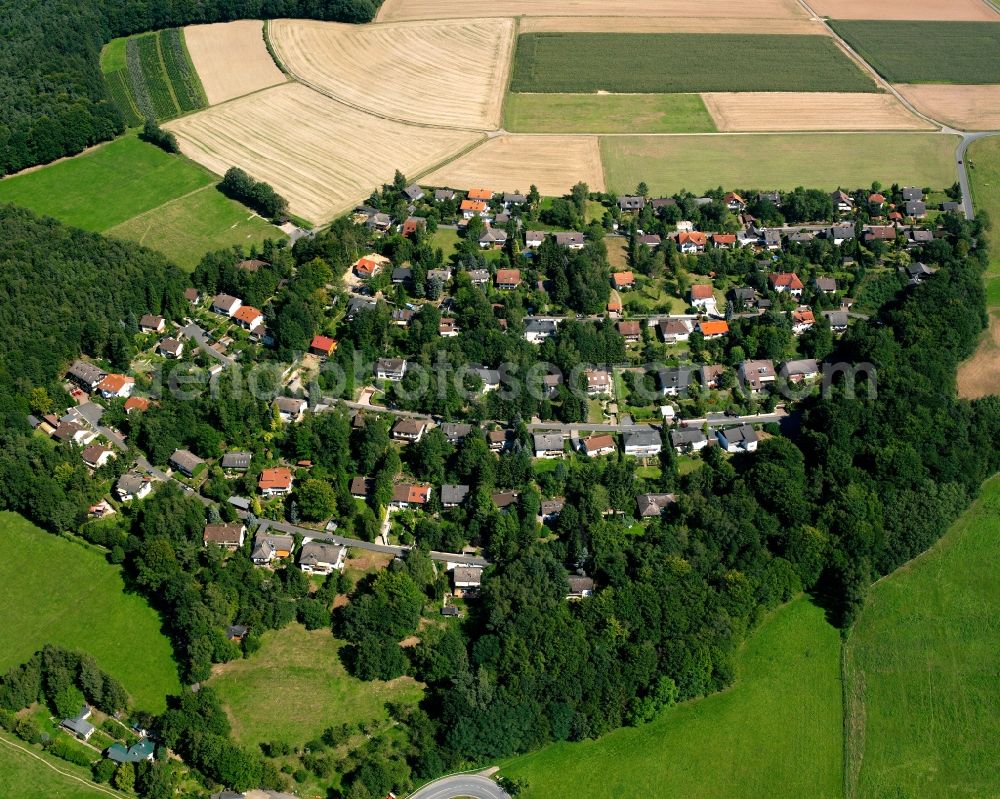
406, 775, 510, 799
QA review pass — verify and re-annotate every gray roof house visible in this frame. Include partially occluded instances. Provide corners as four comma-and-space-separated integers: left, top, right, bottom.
618, 195, 646, 212
657, 366, 695, 397
622, 429, 662, 457
169, 449, 205, 477
717, 424, 758, 453
298, 541, 346, 575
905, 200, 927, 218
252, 532, 295, 564
403, 184, 424, 201
67, 360, 105, 390
533, 432, 565, 458
441, 423, 472, 444
441, 484, 471, 508
824, 310, 850, 331
902, 186, 922, 201
116, 471, 152, 502
61, 706, 94, 740
670, 428, 708, 452
636, 493, 677, 518
221, 452, 252, 471
434, 188, 456, 201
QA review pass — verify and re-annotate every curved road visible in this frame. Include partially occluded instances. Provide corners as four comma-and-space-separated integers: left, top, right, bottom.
406, 774, 510, 799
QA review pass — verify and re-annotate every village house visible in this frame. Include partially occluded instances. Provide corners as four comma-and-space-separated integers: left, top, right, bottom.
350, 476, 374, 500
211, 294, 242, 317
492, 491, 520, 510
139, 314, 165, 334
825, 310, 850, 333
439, 318, 460, 338
868, 192, 886, 210
479, 225, 507, 249
831, 189, 854, 214
728, 286, 758, 311
275, 396, 307, 424
636, 492, 676, 518
403, 183, 424, 201
639, 233, 661, 248
541, 498, 564, 523
460, 199, 489, 219
467, 188, 493, 202
781, 358, 821, 383
116, 471, 152, 502
184, 288, 200, 304
619, 195, 645, 213
67, 360, 105, 392
258, 466, 293, 497
503, 192, 526, 207
670, 428, 708, 453
366, 212, 392, 233
453, 566, 483, 597
581, 434, 617, 458
586, 369, 612, 397
902, 186, 922, 201
791, 307, 816, 335
434, 188, 455, 202
169, 448, 205, 477
698, 320, 729, 339
106, 739, 155, 764
699, 364, 727, 390
61, 707, 95, 741
221, 452, 252, 471
739, 359, 777, 392
814, 277, 838, 294
495, 268, 521, 290
237, 258, 268, 273
907, 228, 934, 247
81, 444, 114, 469
233, 305, 264, 331
623, 429, 662, 458
677, 230, 707, 254
391, 267, 413, 285
441, 484, 470, 508
96, 373, 134, 399
724, 192, 746, 212
203, 522, 246, 551
299, 541, 346, 575
524, 230, 546, 248
157, 337, 184, 359
441, 423, 472, 445
375, 357, 407, 381
618, 320, 641, 342
690, 283, 716, 311
392, 309, 414, 326
567, 575, 595, 600
554, 231, 585, 250
353, 253, 391, 278
717, 424, 758, 453
827, 224, 856, 246
533, 432, 565, 459
712, 233, 737, 249
658, 318, 692, 344
863, 225, 897, 244
390, 483, 431, 509
658, 366, 695, 397
124, 396, 150, 414
906, 262, 935, 284
52, 421, 95, 447
524, 319, 558, 344
612, 271, 635, 290
392, 418, 427, 443
467, 365, 501, 392
309, 335, 336, 357
488, 428, 516, 453
769, 272, 804, 297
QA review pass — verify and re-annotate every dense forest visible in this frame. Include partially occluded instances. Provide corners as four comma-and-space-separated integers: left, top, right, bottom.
0, 0, 383, 176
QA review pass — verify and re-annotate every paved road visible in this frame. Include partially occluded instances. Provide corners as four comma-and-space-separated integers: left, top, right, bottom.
406, 775, 510, 799
181, 321, 236, 368
956, 132, 1000, 221
255, 518, 490, 566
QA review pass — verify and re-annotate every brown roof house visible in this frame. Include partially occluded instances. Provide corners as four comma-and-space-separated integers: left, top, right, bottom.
203, 522, 246, 551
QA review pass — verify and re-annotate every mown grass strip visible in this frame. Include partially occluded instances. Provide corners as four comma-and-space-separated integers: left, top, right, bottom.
504, 92, 717, 133
510, 33, 876, 93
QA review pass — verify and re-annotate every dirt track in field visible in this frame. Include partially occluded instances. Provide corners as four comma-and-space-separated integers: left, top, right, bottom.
377, 0, 807, 22
183, 20, 287, 105
808, 0, 998, 20
422, 135, 606, 196
269, 17, 514, 129
164, 83, 481, 223
894, 84, 1000, 131
702, 92, 932, 132
957, 312, 1000, 399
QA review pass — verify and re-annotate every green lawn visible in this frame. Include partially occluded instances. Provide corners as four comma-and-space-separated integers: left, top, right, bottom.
844, 476, 1000, 799
0, 736, 110, 799
511, 33, 875, 93
0, 134, 282, 271
968, 136, 1000, 305
830, 21, 1000, 84
210, 623, 424, 748
430, 227, 461, 259
504, 93, 716, 134
0, 513, 180, 713
601, 133, 959, 196
501, 597, 843, 799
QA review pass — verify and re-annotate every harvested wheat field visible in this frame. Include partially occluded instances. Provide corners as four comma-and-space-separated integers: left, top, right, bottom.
422, 135, 605, 197
810, 0, 998, 20
377, 0, 806, 22
522, 16, 822, 34
957, 313, 1000, 399
894, 84, 1000, 130
165, 83, 481, 223
702, 92, 931, 131
269, 18, 513, 129
184, 20, 286, 105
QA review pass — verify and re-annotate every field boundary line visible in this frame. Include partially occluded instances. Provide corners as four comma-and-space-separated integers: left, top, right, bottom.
0, 733, 125, 798
410, 133, 491, 185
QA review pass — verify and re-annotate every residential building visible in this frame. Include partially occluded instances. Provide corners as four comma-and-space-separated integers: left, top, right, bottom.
403, 183, 424, 201
439, 318, 460, 337
310, 335, 337, 357
488, 428, 515, 452
567, 575, 595, 600
791, 307, 816, 335
221, 452, 252, 471
677, 230, 707, 253
81, 444, 114, 469
391, 267, 413, 285
724, 191, 746, 211
460, 199, 489, 218
639, 233, 662, 248
184, 288, 200, 304
690, 283, 715, 309
618, 320, 641, 342
831, 189, 854, 213
453, 566, 482, 596
96, 373, 134, 399
612, 271, 635, 290
717, 424, 758, 453
907, 229, 934, 247
468, 364, 501, 391
769, 272, 804, 297
169, 449, 204, 477
434, 188, 455, 202
581, 434, 616, 458
657, 318, 693, 343
827, 225, 855, 246
275, 396, 307, 423
350, 476, 373, 500
61, 707, 94, 741
698, 320, 729, 339
258, 466, 293, 496
495, 268, 521, 290
658, 366, 695, 397
441, 484, 470, 508
902, 186, 922, 201
739, 359, 776, 392
554, 231, 585, 249
492, 491, 520, 510
157, 337, 184, 358
712, 233, 737, 249
699, 364, 727, 390
524, 230, 546, 248
541, 499, 564, 522
52, 421, 95, 447
299, 541, 346, 575
619, 195, 645, 213
139, 314, 165, 333
211, 294, 242, 316
670, 428, 708, 453
825, 310, 850, 332
479, 225, 507, 249
203, 522, 246, 551
814, 277, 838, 294
375, 357, 407, 381
622, 429, 662, 457
67, 360, 105, 392
107, 739, 155, 764
352, 253, 391, 278
533, 433, 565, 459
441, 423, 472, 445
390, 483, 431, 509
392, 418, 427, 443
116, 471, 152, 502
232, 305, 264, 331
636, 493, 677, 518
781, 358, 821, 383
525, 319, 558, 344
586, 369, 612, 396
503, 192, 526, 207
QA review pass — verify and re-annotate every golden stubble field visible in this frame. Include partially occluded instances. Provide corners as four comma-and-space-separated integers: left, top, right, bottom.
894, 84, 1000, 131
808, 0, 998, 20
164, 83, 482, 223
377, 0, 808, 22
702, 92, 931, 131
184, 20, 287, 105
268, 17, 514, 129
422, 134, 606, 196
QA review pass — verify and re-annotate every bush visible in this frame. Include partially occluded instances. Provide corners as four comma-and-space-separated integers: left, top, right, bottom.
220, 167, 289, 221
49, 737, 95, 768
140, 119, 179, 154
93, 758, 118, 784
15, 717, 42, 744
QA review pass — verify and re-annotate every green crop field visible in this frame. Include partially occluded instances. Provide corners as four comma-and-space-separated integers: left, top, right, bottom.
0, 513, 180, 713
0, 736, 110, 799
504, 92, 716, 133
830, 21, 1000, 84
0, 134, 282, 270
500, 597, 842, 799
968, 136, 1000, 305
510, 33, 876, 93
210, 623, 424, 748
844, 477, 1000, 799
102, 29, 206, 125
601, 133, 959, 196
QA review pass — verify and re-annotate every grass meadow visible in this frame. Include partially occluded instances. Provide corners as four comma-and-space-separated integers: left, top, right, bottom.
601, 133, 959, 196
968, 136, 1000, 305
0, 736, 109, 799
844, 477, 1000, 798
830, 21, 1000, 84
210, 623, 424, 748
511, 33, 876, 93
0, 513, 180, 713
500, 597, 843, 799
0, 134, 280, 270
504, 93, 716, 133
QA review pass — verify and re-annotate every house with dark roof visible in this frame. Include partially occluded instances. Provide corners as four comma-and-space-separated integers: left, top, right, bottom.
139, 314, 165, 333
106, 738, 155, 764
299, 541, 346, 575
567, 575, 595, 599
636, 493, 677, 518
657, 366, 695, 397
717, 424, 758, 453
533, 432, 565, 459
618, 196, 645, 213
392, 418, 427, 443
67, 360, 105, 391
441, 484, 471, 508
203, 522, 246, 550
61, 706, 94, 740
739, 359, 776, 392
375, 358, 407, 381
441, 423, 472, 444
453, 566, 482, 596
252, 531, 294, 565
554, 231, 585, 249
169, 449, 204, 477
116, 471, 152, 502
781, 358, 820, 383
622, 429, 661, 457
670, 428, 708, 453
